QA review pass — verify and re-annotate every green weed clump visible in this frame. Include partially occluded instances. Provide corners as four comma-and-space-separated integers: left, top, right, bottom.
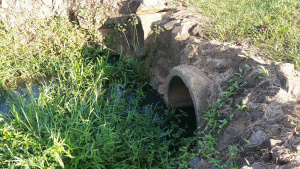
0, 18, 194, 168
176, 67, 249, 169
189, 0, 300, 68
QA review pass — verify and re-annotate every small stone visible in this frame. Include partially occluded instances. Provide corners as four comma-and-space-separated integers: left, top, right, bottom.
171, 26, 182, 34
171, 22, 195, 36
185, 15, 199, 19
250, 111, 264, 122
296, 145, 300, 151
262, 120, 276, 126
260, 138, 271, 150
260, 139, 283, 151
172, 9, 193, 17
252, 162, 263, 169
163, 20, 180, 30
245, 130, 267, 152
270, 139, 284, 147
154, 78, 161, 87
142, 0, 159, 6
189, 157, 201, 168
190, 24, 204, 37
249, 130, 267, 145
211, 166, 217, 169
261, 152, 273, 163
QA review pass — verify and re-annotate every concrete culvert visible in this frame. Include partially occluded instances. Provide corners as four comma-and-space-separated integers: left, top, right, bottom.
166, 65, 213, 126
167, 76, 194, 108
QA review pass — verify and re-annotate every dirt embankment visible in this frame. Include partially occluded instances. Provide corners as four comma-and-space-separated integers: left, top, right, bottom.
144, 6, 300, 169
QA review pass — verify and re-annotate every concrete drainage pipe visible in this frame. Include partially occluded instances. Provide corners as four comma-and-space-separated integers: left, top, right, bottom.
166, 65, 213, 126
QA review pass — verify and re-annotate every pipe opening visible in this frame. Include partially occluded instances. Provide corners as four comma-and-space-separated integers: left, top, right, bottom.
167, 76, 197, 138
167, 76, 194, 109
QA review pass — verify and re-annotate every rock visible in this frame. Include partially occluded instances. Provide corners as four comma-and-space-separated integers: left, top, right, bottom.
260, 139, 284, 151
190, 24, 204, 37
245, 130, 267, 152
163, 20, 181, 30
252, 162, 263, 169
249, 130, 267, 145
189, 157, 201, 169
241, 162, 262, 169
142, 0, 159, 6
171, 26, 182, 35
261, 152, 273, 162
276, 63, 300, 98
172, 9, 193, 17
271, 139, 284, 147
171, 22, 195, 36
260, 138, 272, 150
262, 120, 276, 126
137, 0, 174, 15
250, 111, 264, 122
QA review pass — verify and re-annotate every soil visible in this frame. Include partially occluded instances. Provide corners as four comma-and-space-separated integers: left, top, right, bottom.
141, 6, 300, 169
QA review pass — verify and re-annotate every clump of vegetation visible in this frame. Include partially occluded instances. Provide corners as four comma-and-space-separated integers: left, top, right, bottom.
175, 67, 249, 168
0, 17, 194, 168
188, 0, 300, 68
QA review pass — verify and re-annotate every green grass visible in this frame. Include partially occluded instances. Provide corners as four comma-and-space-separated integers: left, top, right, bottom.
188, 0, 300, 68
0, 17, 195, 168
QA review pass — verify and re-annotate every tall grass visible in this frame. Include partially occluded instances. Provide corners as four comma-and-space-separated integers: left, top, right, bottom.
189, 0, 300, 68
0, 17, 195, 168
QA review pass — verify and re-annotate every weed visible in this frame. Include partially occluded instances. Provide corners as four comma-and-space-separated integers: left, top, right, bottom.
228, 145, 244, 168
128, 14, 140, 55
257, 65, 269, 78
178, 66, 250, 168
0, 16, 198, 168
189, 0, 300, 68
236, 104, 250, 110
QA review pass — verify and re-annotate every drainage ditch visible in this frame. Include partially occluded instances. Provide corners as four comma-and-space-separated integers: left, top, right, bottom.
0, 55, 198, 143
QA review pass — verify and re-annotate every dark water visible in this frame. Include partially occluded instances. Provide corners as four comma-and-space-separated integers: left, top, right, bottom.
140, 86, 197, 138
0, 84, 44, 115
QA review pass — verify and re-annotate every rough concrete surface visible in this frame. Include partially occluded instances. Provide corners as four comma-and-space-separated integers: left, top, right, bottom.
166, 65, 215, 126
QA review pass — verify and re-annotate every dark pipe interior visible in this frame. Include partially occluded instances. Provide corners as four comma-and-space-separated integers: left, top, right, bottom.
141, 86, 196, 137
168, 76, 193, 108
